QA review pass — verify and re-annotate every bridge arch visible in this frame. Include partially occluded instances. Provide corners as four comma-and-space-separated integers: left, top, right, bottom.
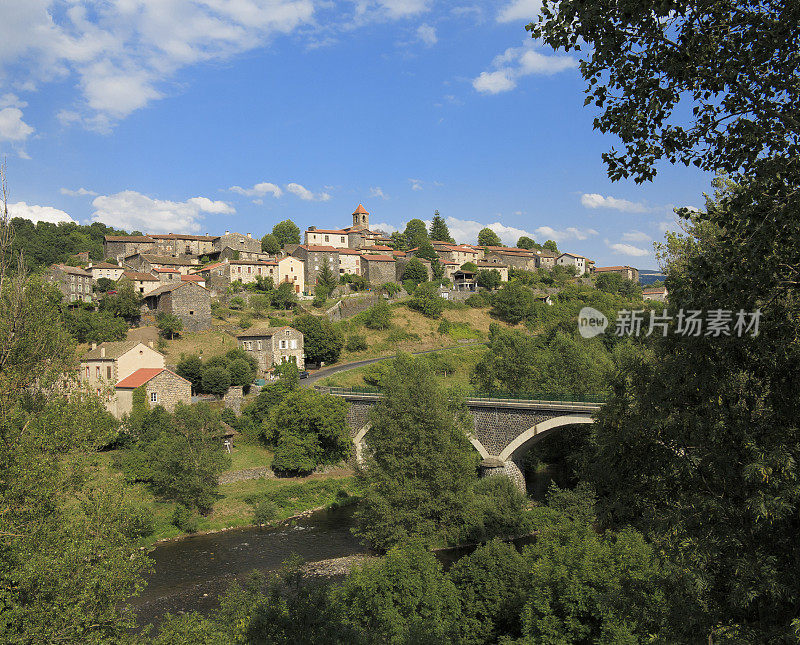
353, 423, 491, 465
498, 414, 594, 463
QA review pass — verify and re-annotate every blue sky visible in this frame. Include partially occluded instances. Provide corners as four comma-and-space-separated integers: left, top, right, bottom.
0, 1, 712, 269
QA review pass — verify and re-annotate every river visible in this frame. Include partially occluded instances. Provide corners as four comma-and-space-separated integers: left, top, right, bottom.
131, 505, 365, 627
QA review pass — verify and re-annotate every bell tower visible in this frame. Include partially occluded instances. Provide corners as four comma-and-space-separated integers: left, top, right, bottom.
352, 204, 369, 230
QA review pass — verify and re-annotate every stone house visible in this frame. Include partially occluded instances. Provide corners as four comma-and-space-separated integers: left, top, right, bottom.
213, 231, 262, 256
483, 249, 538, 271
338, 249, 362, 276
89, 262, 125, 282
153, 267, 183, 286
592, 265, 640, 282
533, 249, 559, 269
304, 228, 351, 249
115, 368, 192, 418
292, 245, 341, 293
142, 281, 211, 332
453, 270, 478, 292
103, 235, 156, 262
439, 260, 459, 282
80, 340, 165, 396
418, 243, 481, 266
276, 255, 304, 294
46, 264, 93, 303
237, 326, 304, 374
642, 286, 668, 302
557, 252, 588, 276
124, 253, 200, 275
215, 247, 271, 262
149, 233, 216, 256
361, 254, 397, 285
475, 261, 509, 282
118, 271, 160, 295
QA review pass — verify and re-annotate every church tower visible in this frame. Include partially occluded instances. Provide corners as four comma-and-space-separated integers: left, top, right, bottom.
352, 204, 369, 230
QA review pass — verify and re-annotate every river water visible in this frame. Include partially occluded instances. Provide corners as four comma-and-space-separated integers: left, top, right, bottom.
131, 505, 365, 627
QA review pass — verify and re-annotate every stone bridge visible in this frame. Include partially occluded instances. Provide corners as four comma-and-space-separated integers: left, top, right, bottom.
318, 388, 603, 490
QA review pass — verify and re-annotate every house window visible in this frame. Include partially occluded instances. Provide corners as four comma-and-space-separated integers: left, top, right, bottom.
150, 392, 158, 403
256, 340, 262, 350
279, 340, 287, 349
341, 237, 345, 243
290, 339, 297, 349
85, 366, 90, 379
324, 235, 329, 242
96, 366, 100, 379
107, 366, 112, 379
285, 330, 290, 336
189, 310, 194, 315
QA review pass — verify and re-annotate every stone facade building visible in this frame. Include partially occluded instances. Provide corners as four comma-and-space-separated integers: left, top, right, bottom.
89, 262, 125, 282
592, 265, 640, 282
338, 249, 362, 276
118, 271, 160, 295
213, 231, 262, 255
557, 252, 588, 275
115, 368, 191, 418
475, 261, 509, 282
361, 254, 397, 285
237, 326, 304, 374
142, 281, 211, 332
80, 341, 165, 400
46, 264, 93, 303
103, 235, 156, 262
482, 249, 538, 271
292, 245, 341, 293
305, 228, 351, 249
123, 254, 200, 275
149, 233, 216, 256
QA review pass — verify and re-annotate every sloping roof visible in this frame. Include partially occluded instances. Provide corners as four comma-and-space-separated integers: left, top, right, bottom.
297, 245, 341, 253
353, 204, 369, 215
642, 286, 667, 294
236, 326, 291, 338
361, 254, 395, 262
306, 229, 349, 235
81, 340, 144, 361
148, 234, 216, 241
559, 252, 586, 259
120, 271, 159, 281
338, 249, 362, 256
193, 262, 224, 273
144, 281, 207, 298
152, 267, 182, 273
367, 245, 393, 251
91, 262, 122, 269
593, 265, 634, 272
52, 264, 92, 277
105, 235, 155, 243
139, 254, 199, 266
181, 275, 205, 282
116, 367, 190, 388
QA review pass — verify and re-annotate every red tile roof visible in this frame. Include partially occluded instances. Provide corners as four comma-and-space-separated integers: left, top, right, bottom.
306, 229, 349, 235
152, 267, 181, 273
353, 204, 369, 215
298, 245, 341, 253
367, 245, 393, 251
116, 368, 165, 388
104, 235, 155, 243
362, 254, 395, 262
181, 275, 204, 282
593, 266, 633, 272
338, 249, 362, 255
121, 271, 158, 281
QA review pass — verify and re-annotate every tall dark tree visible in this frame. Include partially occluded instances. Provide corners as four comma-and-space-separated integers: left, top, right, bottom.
542, 239, 559, 253
292, 313, 344, 365
516, 236, 540, 250
429, 211, 454, 243
533, 1, 800, 640
260, 233, 280, 254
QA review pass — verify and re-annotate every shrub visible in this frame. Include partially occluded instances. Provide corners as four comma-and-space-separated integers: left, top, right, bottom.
465, 293, 490, 308
346, 333, 368, 352
252, 500, 279, 525
409, 283, 444, 319
121, 504, 155, 539
171, 505, 199, 533
202, 365, 231, 396
229, 296, 245, 310
438, 318, 452, 335
221, 408, 237, 426
363, 299, 392, 330
238, 315, 253, 329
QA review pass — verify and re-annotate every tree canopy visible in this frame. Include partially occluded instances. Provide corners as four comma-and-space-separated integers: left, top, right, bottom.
260, 233, 280, 254
477, 227, 501, 247
272, 219, 301, 247
429, 211, 454, 243
403, 219, 429, 250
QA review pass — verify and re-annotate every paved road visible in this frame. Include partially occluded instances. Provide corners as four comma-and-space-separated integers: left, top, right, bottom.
301, 341, 487, 387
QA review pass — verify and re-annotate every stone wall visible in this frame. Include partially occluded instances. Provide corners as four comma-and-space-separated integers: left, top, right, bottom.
326, 294, 381, 321
223, 386, 244, 414
362, 259, 397, 285
146, 370, 191, 412
163, 283, 212, 332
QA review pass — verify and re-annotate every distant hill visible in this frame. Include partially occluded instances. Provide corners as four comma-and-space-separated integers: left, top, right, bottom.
639, 270, 665, 286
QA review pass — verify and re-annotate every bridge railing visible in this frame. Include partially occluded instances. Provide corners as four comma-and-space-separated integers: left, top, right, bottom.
317, 385, 607, 405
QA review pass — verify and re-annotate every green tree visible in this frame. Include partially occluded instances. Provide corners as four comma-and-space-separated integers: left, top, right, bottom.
403, 218, 429, 250
271, 281, 298, 309
228, 358, 255, 387
201, 364, 231, 396
490, 281, 535, 324
94, 276, 115, 293
477, 227, 501, 247
250, 293, 270, 317
268, 389, 350, 474
400, 257, 428, 285
156, 311, 183, 339
408, 282, 443, 319
346, 333, 368, 352
317, 256, 338, 295
355, 354, 480, 550
363, 299, 392, 330
176, 354, 204, 393
595, 271, 642, 299
100, 280, 142, 320
272, 219, 301, 247
428, 210, 454, 243
413, 239, 439, 262
542, 239, 559, 253
389, 231, 407, 250
476, 269, 502, 290
260, 233, 280, 254
516, 236, 540, 250
292, 313, 344, 365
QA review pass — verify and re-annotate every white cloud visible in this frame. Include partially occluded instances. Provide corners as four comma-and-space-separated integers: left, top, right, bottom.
439, 216, 548, 246
608, 242, 650, 257
416, 23, 437, 46
60, 187, 98, 197
409, 178, 423, 191
473, 40, 576, 94
370, 186, 388, 199
621, 230, 651, 243
581, 193, 651, 214
497, 0, 542, 23
355, 0, 430, 19
90, 190, 234, 233
0, 102, 34, 142
229, 182, 283, 198
7, 201, 76, 224
286, 182, 331, 202
535, 225, 599, 242
371, 221, 398, 234
0, 0, 317, 129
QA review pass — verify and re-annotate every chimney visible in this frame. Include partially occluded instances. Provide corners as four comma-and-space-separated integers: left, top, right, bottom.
148, 341, 154, 349
91, 342, 97, 350
225, 230, 230, 235
247, 233, 251, 238
100, 347, 105, 358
